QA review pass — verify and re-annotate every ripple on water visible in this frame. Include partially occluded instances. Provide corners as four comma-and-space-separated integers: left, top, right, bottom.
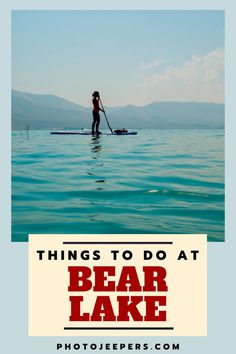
12, 129, 224, 241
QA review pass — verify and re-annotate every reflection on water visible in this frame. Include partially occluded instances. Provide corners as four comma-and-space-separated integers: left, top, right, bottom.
89, 135, 106, 189
90, 135, 102, 157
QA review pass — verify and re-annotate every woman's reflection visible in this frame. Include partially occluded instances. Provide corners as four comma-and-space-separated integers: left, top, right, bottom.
90, 135, 102, 158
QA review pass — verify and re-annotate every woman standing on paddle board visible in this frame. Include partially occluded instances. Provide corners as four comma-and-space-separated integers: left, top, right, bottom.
92, 91, 104, 135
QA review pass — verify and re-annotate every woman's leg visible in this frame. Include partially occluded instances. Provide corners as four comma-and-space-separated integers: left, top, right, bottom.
92, 120, 96, 133
92, 112, 97, 133
95, 114, 100, 133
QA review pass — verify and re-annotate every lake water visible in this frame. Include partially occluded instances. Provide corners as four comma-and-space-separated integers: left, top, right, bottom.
12, 129, 224, 242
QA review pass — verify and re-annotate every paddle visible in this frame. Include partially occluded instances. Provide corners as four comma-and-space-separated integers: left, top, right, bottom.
99, 98, 113, 134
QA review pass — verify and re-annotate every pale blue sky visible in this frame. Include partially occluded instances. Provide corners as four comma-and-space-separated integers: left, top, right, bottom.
12, 10, 224, 106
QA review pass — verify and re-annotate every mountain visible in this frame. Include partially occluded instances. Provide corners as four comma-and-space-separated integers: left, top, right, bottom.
12, 90, 224, 130
108, 101, 224, 129
12, 90, 91, 130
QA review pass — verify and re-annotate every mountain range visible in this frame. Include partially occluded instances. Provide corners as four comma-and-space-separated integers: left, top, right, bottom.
12, 90, 224, 130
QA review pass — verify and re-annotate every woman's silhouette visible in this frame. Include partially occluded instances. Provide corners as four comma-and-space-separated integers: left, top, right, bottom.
92, 91, 104, 135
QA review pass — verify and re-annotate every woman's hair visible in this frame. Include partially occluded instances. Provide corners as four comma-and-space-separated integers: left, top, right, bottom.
92, 91, 100, 98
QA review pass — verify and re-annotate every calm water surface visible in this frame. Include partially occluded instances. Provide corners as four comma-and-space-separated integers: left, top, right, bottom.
12, 129, 224, 241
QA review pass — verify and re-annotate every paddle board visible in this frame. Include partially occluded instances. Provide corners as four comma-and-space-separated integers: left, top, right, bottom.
50, 130, 137, 135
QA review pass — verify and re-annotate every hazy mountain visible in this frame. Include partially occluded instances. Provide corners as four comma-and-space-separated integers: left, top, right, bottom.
12, 90, 224, 130
12, 90, 91, 130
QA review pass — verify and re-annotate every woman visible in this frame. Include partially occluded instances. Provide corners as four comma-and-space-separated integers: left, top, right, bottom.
92, 91, 104, 134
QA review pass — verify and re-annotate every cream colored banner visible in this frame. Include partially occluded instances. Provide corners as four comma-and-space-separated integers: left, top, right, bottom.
29, 234, 207, 336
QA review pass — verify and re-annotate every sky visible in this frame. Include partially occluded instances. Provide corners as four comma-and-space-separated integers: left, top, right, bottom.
12, 10, 224, 106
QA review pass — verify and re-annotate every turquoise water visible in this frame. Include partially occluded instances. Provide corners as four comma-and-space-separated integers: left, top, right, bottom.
12, 129, 224, 242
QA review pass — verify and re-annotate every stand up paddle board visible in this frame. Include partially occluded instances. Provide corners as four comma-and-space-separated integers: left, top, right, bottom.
50, 130, 137, 135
